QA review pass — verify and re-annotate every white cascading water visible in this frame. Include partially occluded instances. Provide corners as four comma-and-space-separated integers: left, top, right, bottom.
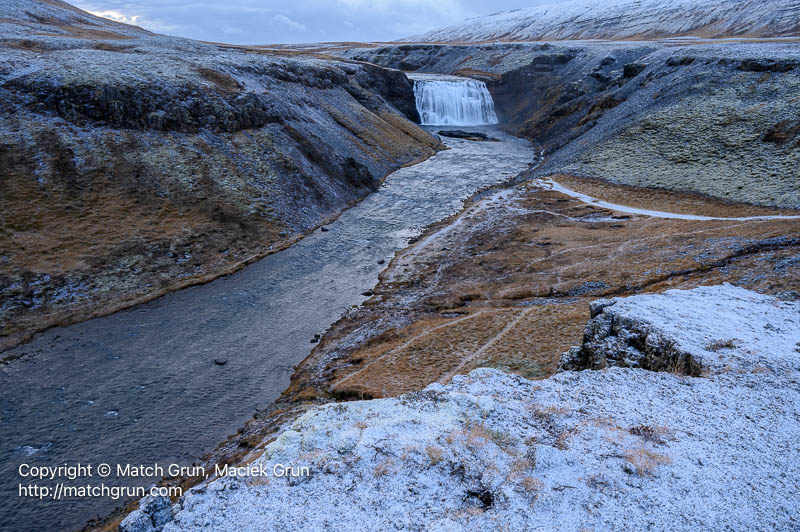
413, 78, 499, 126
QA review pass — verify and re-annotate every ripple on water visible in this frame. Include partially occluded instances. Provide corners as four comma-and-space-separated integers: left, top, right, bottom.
14, 443, 53, 457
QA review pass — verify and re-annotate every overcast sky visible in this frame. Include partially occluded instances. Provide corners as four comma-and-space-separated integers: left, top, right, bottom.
72, 1, 556, 45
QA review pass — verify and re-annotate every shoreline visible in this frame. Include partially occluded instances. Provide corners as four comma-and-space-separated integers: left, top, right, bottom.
1, 148, 442, 360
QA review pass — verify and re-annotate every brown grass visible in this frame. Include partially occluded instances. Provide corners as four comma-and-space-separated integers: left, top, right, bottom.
5, 39, 51, 52
284, 179, 800, 404
510, 458, 534, 478
0, 161, 285, 352
92, 43, 133, 52
373, 458, 393, 477
706, 339, 739, 352
520, 476, 544, 496
197, 68, 242, 93
453, 68, 502, 81
425, 445, 444, 465
625, 447, 672, 477
577, 95, 624, 127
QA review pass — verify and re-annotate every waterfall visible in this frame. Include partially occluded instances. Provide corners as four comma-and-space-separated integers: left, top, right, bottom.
412, 77, 499, 126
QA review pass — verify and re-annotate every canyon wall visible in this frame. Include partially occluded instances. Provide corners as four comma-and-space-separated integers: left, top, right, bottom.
0, 1, 440, 352
341, 41, 800, 208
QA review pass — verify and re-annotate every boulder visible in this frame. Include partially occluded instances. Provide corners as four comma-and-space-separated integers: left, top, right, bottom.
437, 130, 499, 141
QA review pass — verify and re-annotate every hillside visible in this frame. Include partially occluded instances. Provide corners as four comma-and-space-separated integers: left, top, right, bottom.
409, 0, 800, 42
0, 0, 439, 352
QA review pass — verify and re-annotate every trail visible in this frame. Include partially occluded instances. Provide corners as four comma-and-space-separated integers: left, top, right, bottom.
540, 179, 800, 221
438, 307, 535, 384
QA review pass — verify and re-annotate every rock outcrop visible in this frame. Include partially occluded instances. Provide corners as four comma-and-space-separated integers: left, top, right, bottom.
559, 284, 800, 374
0, 0, 440, 352
122, 285, 800, 531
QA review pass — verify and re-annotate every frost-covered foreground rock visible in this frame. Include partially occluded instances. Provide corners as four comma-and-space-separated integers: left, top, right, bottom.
124, 285, 800, 531
561, 284, 800, 375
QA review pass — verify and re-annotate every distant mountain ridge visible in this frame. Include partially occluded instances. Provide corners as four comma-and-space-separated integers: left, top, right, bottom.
407, 0, 800, 42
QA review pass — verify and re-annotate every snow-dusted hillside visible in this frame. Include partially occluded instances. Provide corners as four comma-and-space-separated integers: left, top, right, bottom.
409, 0, 800, 42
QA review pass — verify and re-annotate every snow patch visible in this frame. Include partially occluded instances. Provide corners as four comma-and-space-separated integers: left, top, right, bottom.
124, 285, 800, 532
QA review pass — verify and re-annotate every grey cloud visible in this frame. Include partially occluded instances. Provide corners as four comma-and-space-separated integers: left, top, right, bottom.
73, 0, 560, 44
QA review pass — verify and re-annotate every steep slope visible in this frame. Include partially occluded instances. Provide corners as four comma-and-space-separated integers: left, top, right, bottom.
0, 0, 439, 353
409, 0, 800, 42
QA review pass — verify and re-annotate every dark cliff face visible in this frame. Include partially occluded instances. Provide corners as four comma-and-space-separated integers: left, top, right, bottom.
7, 60, 422, 132
0, 0, 440, 352
349, 63, 421, 123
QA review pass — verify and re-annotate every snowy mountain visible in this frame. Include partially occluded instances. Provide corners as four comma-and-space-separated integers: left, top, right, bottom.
408, 0, 800, 42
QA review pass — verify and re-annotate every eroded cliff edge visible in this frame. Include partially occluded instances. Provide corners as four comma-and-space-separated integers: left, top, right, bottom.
0, 0, 440, 353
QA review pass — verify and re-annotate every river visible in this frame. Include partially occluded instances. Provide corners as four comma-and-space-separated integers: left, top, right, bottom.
0, 128, 534, 530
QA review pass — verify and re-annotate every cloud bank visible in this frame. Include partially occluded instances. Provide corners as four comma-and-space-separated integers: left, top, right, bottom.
74, 0, 558, 44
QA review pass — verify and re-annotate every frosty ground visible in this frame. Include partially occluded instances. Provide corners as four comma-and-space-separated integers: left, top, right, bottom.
123, 285, 800, 532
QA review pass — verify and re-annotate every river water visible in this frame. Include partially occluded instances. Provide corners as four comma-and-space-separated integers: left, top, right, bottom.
0, 129, 533, 531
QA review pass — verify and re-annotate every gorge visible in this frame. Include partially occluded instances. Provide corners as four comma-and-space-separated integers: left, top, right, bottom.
0, 1, 799, 531
0, 83, 531, 530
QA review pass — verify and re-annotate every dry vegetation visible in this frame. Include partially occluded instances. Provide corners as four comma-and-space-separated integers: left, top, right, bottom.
624, 446, 672, 477
283, 179, 800, 402
519, 476, 544, 496
425, 445, 445, 465
373, 458, 394, 477
706, 339, 739, 351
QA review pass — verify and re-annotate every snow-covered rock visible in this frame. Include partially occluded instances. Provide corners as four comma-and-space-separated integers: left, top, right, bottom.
123, 285, 800, 531
409, 0, 800, 42
560, 284, 800, 374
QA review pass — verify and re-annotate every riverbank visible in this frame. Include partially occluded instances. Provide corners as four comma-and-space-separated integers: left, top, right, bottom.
126, 284, 800, 531
0, 0, 441, 354
281, 175, 800, 402
107, 166, 800, 530
0, 131, 533, 532
0, 145, 440, 362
